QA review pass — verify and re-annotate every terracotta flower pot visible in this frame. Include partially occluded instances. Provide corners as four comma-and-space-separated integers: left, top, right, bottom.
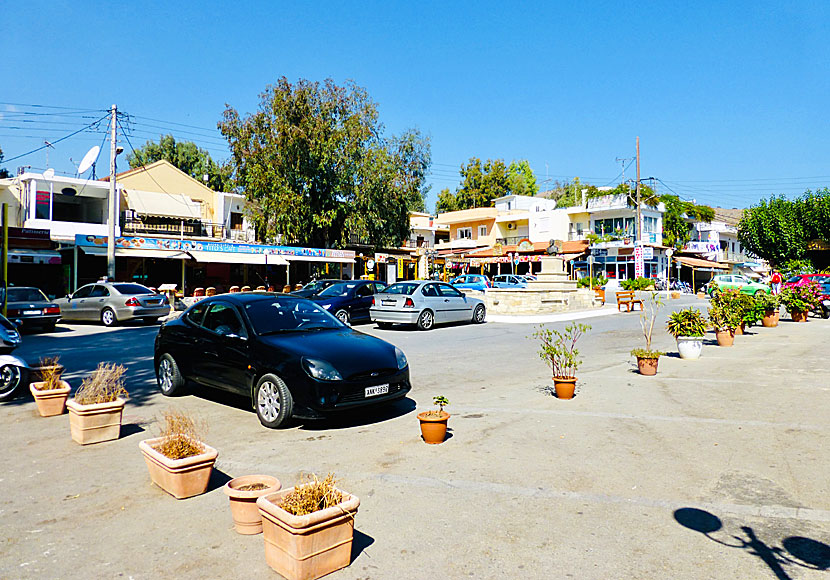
417, 411, 450, 444
715, 329, 735, 347
224, 475, 281, 534
762, 310, 778, 327
636, 357, 659, 376
734, 323, 745, 336
791, 310, 808, 322
553, 377, 577, 399
30, 380, 71, 417
257, 487, 360, 580
139, 437, 218, 499
66, 397, 126, 445
774, 310, 780, 324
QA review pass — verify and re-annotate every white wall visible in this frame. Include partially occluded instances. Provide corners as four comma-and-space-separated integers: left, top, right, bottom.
529, 207, 570, 243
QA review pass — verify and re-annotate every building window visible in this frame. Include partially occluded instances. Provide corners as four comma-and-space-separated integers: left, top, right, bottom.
643, 216, 657, 234
457, 227, 472, 239
230, 212, 244, 231
36, 189, 51, 220
478, 225, 487, 237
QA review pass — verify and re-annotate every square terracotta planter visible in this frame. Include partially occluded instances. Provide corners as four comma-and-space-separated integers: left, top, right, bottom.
30, 380, 71, 417
66, 397, 126, 445
139, 437, 218, 499
257, 487, 360, 580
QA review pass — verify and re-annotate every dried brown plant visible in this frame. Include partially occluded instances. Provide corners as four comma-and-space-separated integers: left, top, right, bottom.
238, 483, 269, 491
32, 356, 62, 391
74, 363, 128, 404
152, 409, 206, 460
279, 473, 343, 516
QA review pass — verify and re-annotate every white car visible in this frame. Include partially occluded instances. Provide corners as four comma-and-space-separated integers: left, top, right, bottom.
370, 280, 486, 330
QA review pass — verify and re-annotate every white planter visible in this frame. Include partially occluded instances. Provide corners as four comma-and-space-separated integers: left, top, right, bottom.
676, 336, 703, 360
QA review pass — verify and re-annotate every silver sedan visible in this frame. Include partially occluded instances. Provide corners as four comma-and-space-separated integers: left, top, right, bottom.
370, 280, 486, 330
55, 282, 170, 326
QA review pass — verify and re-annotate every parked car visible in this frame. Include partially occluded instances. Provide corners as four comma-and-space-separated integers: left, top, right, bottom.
520, 274, 537, 281
450, 274, 491, 291
370, 280, 486, 330
0, 286, 61, 331
704, 275, 770, 296
290, 279, 339, 298
154, 293, 411, 428
55, 282, 170, 326
782, 273, 830, 290
816, 280, 830, 319
492, 274, 527, 289
309, 280, 387, 325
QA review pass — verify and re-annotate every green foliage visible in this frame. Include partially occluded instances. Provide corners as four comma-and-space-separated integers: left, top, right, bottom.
738, 189, 830, 266
659, 194, 716, 249
435, 187, 458, 213
506, 160, 539, 197
577, 276, 608, 288
620, 277, 653, 291
738, 293, 765, 326
436, 158, 537, 212
754, 292, 781, 312
666, 308, 708, 338
127, 134, 233, 192
0, 145, 10, 179
779, 259, 814, 279
532, 322, 590, 379
708, 289, 744, 331
220, 77, 430, 250
780, 282, 822, 313
630, 348, 665, 359
433, 395, 449, 412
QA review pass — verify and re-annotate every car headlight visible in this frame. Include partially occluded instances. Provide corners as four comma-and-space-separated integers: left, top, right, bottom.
321, 304, 332, 310
395, 346, 408, 370
302, 358, 343, 381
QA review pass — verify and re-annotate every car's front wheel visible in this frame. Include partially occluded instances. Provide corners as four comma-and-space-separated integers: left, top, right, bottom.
157, 353, 185, 396
334, 309, 350, 325
0, 364, 25, 401
754, 289, 765, 297
417, 309, 435, 330
472, 304, 486, 324
101, 307, 117, 327
254, 374, 293, 429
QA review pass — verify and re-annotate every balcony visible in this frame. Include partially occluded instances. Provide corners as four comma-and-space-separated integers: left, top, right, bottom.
495, 236, 523, 245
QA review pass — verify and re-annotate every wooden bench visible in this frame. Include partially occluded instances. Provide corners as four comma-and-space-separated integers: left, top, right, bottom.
616, 290, 643, 312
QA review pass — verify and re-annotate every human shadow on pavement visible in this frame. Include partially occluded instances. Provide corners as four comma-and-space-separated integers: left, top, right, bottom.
674, 507, 830, 580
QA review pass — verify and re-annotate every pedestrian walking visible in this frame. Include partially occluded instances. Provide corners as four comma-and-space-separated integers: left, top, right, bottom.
771, 270, 782, 294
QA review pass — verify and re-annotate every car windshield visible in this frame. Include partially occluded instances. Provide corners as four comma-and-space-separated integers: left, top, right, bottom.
244, 297, 343, 334
113, 283, 153, 295
317, 282, 358, 298
785, 276, 801, 284
4, 287, 48, 302
382, 283, 419, 295
302, 280, 333, 293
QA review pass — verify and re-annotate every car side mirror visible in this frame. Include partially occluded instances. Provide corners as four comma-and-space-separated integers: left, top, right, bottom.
66, 294, 72, 301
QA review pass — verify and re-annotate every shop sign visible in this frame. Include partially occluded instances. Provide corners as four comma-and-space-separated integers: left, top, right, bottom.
75, 234, 355, 259
517, 239, 534, 252
634, 246, 645, 278
397, 259, 404, 279
492, 242, 503, 256
366, 259, 375, 271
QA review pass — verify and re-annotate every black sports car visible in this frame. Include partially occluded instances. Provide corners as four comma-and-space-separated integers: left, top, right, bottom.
154, 293, 411, 428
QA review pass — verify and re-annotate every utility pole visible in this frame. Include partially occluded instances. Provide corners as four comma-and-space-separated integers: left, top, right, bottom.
107, 104, 117, 280
615, 156, 634, 184
635, 136, 641, 243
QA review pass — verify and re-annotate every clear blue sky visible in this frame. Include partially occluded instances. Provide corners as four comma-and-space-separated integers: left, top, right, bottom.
2, 1, 828, 211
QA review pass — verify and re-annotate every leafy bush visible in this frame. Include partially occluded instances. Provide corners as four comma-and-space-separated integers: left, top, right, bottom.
708, 289, 743, 331
153, 409, 206, 460
666, 308, 707, 338
280, 473, 343, 516
755, 292, 781, 311
780, 282, 822, 313
739, 293, 765, 326
631, 348, 665, 359
621, 277, 653, 291
74, 363, 128, 404
577, 276, 608, 288
532, 322, 590, 379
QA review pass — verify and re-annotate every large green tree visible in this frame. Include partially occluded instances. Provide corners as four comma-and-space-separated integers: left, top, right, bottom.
506, 160, 538, 197
738, 189, 830, 266
660, 194, 715, 248
219, 77, 430, 249
435, 157, 536, 212
126, 134, 233, 192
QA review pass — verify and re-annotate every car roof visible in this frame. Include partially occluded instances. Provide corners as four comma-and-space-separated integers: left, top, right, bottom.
197, 292, 295, 305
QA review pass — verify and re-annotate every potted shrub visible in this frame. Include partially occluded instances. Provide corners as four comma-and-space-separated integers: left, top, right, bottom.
66, 362, 128, 445
139, 409, 218, 499
417, 395, 450, 444
224, 475, 282, 535
736, 293, 764, 333
707, 289, 743, 346
533, 322, 590, 398
630, 293, 665, 375
666, 308, 707, 360
29, 356, 70, 417
780, 283, 821, 322
257, 473, 360, 580
757, 292, 781, 327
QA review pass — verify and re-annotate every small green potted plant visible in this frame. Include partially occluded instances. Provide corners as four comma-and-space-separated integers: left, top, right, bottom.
533, 322, 590, 398
630, 293, 665, 375
735, 293, 764, 334
666, 308, 707, 360
417, 396, 450, 444
780, 283, 821, 322
756, 292, 781, 327
707, 289, 743, 346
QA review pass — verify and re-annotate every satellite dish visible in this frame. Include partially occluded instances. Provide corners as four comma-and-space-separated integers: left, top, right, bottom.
43, 168, 55, 180
78, 146, 101, 175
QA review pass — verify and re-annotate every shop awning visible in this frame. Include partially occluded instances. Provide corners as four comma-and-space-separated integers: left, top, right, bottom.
125, 189, 202, 220
81, 247, 192, 260
8, 249, 62, 264
288, 255, 354, 264
674, 256, 729, 270
187, 251, 289, 265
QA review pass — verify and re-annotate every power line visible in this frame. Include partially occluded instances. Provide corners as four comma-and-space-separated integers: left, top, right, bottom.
1, 113, 110, 164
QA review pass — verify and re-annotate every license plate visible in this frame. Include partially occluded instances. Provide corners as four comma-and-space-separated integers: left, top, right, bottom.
381, 300, 396, 306
23, 310, 41, 315
364, 384, 389, 397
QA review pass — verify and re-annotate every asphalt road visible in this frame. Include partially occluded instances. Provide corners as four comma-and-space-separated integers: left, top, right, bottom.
2, 297, 828, 579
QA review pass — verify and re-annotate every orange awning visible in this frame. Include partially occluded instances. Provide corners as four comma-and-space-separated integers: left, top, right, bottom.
674, 256, 728, 270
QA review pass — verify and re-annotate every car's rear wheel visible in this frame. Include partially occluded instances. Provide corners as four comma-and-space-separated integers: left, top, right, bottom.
157, 353, 185, 396
334, 309, 350, 325
254, 374, 293, 429
417, 309, 434, 330
472, 304, 486, 324
754, 289, 765, 296
101, 307, 117, 327
0, 364, 25, 401
822, 307, 830, 319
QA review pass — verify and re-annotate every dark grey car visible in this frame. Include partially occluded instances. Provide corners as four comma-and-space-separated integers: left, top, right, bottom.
1, 287, 61, 331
